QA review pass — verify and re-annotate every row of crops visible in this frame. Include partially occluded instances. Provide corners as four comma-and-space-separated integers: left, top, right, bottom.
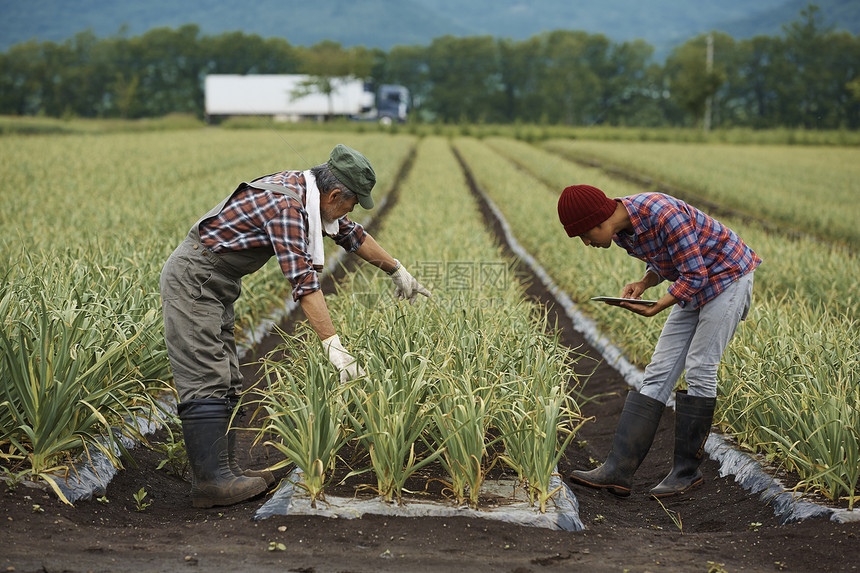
1, 127, 857, 511
256, 137, 582, 511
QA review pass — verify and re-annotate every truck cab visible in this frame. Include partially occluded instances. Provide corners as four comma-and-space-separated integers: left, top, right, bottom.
376, 84, 409, 124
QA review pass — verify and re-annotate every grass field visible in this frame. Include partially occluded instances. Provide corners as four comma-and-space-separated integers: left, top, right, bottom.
1, 126, 856, 507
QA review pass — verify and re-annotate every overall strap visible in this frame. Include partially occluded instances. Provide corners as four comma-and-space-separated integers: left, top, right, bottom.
189, 181, 304, 242
245, 181, 303, 203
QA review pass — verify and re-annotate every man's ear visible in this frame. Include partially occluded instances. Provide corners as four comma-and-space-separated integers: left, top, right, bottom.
321, 188, 341, 206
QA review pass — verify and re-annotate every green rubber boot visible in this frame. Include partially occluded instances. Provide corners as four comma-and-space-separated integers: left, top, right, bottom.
568, 390, 665, 497
226, 396, 275, 487
650, 391, 716, 498
179, 398, 267, 508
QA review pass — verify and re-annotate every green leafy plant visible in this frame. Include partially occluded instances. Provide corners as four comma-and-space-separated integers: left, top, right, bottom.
153, 418, 189, 480
0, 466, 30, 491
0, 288, 164, 503
132, 487, 151, 512
425, 380, 496, 509
255, 333, 349, 508
497, 384, 582, 512
345, 351, 443, 504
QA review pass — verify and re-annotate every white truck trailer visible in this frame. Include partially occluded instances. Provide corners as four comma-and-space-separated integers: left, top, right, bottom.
204, 74, 407, 122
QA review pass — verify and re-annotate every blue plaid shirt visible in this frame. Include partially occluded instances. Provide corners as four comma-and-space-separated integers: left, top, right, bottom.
613, 193, 761, 309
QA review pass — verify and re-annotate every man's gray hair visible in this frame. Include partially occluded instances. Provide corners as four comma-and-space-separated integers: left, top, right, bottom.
311, 163, 357, 201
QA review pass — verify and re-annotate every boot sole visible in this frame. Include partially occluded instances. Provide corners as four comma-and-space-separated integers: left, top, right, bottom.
650, 476, 704, 499
568, 475, 631, 497
192, 481, 267, 508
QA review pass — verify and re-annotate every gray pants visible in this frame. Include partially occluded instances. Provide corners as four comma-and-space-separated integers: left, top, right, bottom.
640, 272, 755, 404
160, 236, 244, 403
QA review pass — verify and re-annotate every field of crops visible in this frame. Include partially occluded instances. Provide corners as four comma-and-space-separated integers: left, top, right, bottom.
0, 130, 415, 497
461, 137, 860, 507
1, 128, 857, 510
543, 139, 860, 250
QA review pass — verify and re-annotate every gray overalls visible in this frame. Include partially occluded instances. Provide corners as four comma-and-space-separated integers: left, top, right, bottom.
159, 181, 302, 403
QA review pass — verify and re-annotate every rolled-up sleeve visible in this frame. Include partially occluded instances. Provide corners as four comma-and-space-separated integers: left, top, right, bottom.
267, 204, 321, 301
329, 217, 366, 253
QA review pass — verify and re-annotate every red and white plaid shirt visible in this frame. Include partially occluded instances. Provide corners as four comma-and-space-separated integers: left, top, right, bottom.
614, 193, 761, 309
198, 170, 365, 300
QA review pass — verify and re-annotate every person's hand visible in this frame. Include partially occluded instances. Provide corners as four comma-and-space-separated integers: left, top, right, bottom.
620, 280, 648, 300
322, 334, 365, 384
618, 300, 663, 317
390, 262, 432, 305
617, 280, 658, 316
618, 291, 678, 318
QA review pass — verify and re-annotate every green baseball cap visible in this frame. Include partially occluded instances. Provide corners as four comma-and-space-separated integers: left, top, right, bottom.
327, 144, 376, 209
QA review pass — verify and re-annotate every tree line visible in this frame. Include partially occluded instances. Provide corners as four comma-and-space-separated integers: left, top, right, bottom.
1, 5, 858, 129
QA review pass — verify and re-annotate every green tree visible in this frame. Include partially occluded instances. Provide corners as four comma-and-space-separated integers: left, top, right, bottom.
784, 4, 831, 126
828, 31, 860, 128
599, 39, 663, 126
731, 35, 786, 127
425, 35, 502, 123
665, 33, 728, 127
122, 25, 204, 118
848, 76, 860, 102
726, 4, 860, 129
496, 36, 544, 123
0, 40, 52, 115
780, 4, 846, 128
40, 32, 92, 117
199, 32, 299, 75
536, 30, 607, 125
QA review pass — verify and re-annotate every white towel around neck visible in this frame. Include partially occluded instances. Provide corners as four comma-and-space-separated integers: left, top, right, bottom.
303, 170, 340, 269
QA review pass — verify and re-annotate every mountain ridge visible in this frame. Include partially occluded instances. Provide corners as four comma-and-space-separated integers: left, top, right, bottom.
2, 0, 857, 60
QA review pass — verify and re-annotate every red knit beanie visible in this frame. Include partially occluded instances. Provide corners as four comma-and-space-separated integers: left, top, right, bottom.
557, 185, 617, 237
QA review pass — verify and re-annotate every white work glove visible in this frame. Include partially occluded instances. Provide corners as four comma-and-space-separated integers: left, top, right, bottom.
388, 260, 432, 305
322, 334, 365, 384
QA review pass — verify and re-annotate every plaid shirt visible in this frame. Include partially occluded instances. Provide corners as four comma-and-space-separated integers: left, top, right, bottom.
198, 170, 366, 300
613, 193, 761, 309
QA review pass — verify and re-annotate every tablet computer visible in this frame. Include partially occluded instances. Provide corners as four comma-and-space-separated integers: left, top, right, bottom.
591, 296, 658, 306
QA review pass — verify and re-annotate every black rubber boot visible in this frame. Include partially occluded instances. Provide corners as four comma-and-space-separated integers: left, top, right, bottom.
226, 395, 275, 487
650, 391, 716, 498
568, 390, 665, 497
179, 398, 267, 508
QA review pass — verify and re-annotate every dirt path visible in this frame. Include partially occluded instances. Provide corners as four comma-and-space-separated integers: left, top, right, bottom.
2, 143, 858, 573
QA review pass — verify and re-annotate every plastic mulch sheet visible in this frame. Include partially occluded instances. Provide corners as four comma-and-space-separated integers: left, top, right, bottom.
253, 466, 585, 532
50, 395, 176, 504
705, 433, 858, 525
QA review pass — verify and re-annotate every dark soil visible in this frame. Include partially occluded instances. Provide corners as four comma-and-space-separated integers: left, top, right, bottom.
3, 148, 859, 573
